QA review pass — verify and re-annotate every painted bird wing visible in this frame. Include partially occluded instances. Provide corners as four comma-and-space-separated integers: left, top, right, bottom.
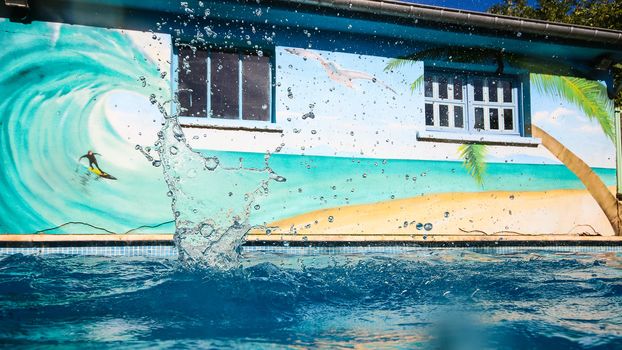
340, 69, 397, 94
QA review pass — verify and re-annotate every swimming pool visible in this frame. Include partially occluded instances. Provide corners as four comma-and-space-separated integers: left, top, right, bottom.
1, 247, 621, 349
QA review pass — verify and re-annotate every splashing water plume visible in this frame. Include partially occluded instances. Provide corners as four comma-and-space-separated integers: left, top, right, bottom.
153, 105, 284, 269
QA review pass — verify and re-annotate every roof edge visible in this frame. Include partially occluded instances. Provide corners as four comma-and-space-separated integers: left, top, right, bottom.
282, 0, 622, 46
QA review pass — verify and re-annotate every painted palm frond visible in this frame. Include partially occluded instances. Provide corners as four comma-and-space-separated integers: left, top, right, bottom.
531, 74, 615, 141
384, 58, 416, 72
458, 144, 487, 187
410, 75, 424, 93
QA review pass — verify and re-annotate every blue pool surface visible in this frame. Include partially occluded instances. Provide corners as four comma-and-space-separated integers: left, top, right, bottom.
1, 249, 622, 349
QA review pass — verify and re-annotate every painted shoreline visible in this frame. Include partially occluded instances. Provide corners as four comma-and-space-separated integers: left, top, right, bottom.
247, 186, 618, 238
2, 187, 618, 244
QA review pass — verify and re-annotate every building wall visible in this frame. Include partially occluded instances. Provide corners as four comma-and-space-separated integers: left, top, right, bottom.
0, 20, 616, 235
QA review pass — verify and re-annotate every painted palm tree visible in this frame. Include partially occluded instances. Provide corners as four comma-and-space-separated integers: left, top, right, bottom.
386, 49, 621, 235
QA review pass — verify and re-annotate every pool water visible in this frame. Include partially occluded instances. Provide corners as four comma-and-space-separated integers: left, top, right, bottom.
1, 248, 622, 349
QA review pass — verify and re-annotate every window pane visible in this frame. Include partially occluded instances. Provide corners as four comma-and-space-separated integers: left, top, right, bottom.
210, 52, 239, 119
424, 76, 433, 98
439, 105, 449, 126
438, 76, 448, 99
489, 108, 499, 130
425, 103, 434, 126
242, 54, 271, 121
488, 80, 498, 102
504, 108, 514, 130
178, 47, 207, 117
474, 107, 484, 130
453, 77, 463, 100
454, 106, 464, 128
473, 79, 483, 101
502, 81, 513, 103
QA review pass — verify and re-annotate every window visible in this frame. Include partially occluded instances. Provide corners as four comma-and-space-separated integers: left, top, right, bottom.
424, 72, 519, 135
177, 47, 273, 122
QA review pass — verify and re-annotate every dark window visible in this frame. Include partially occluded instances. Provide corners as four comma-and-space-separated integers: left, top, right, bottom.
474, 107, 484, 130
473, 79, 483, 102
178, 47, 208, 117
453, 77, 463, 100
424, 76, 433, 98
438, 76, 448, 100
439, 105, 449, 126
503, 109, 514, 130
210, 52, 239, 119
488, 80, 498, 102
177, 47, 272, 122
489, 108, 499, 130
454, 106, 464, 128
425, 103, 434, 126
242, 55, 271, 121
502, 81, 513, 103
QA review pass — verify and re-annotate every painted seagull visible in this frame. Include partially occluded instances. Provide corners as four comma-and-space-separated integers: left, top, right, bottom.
285, 48, 397, 94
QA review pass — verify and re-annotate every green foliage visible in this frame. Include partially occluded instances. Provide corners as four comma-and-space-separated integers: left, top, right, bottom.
458, 144, 488, 187
489, 0, 622, 104
384, 58, 416, 72
410, 75, 424, 93
531, 74, 615, 141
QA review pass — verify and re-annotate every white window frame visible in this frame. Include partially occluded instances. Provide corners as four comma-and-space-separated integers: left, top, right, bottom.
424, 71, 521, 136
173, 47, 276, 129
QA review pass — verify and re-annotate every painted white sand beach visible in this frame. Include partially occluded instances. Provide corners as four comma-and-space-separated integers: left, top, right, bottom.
248, 187, 617, 239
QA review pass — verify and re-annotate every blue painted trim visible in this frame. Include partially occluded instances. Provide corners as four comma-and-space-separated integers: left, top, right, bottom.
521, 73, 532, 137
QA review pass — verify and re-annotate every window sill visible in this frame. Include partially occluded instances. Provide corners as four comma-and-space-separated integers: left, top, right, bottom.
178, 117, 283, 133
416, 130, 541, 147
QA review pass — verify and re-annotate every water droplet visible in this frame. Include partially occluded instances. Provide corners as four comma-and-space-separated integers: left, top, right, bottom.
444, 211, 449, 218
328, 216, 334, 223
169, 145, 179, 155
416, 223, 423, 230
424, 223, 433, 231
152, 160, 161, 167
204, 157, 219, 171
172, 124, 185, 142
254, 204, 260, 210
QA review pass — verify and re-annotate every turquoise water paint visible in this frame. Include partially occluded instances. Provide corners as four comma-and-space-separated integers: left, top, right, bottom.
202, 150, 616, 225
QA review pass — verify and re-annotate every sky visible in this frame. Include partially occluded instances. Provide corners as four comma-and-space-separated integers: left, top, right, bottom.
403, 0, 536, 12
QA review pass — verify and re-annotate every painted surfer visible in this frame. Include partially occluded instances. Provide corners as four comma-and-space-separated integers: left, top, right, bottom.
79, 151, 102, 171
79, 151, 117, 180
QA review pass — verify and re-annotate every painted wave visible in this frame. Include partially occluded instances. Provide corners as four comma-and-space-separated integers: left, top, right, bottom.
0, 21, 172, 233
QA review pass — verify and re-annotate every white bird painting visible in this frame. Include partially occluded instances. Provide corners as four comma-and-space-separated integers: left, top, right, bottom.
285, 48, 397, 94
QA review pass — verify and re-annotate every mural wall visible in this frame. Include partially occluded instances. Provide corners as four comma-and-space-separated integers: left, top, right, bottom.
0, 20, 174, 234
0, 20, 616, 236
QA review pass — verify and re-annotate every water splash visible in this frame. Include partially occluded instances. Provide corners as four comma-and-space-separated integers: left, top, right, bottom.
153, 106, 284, 269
